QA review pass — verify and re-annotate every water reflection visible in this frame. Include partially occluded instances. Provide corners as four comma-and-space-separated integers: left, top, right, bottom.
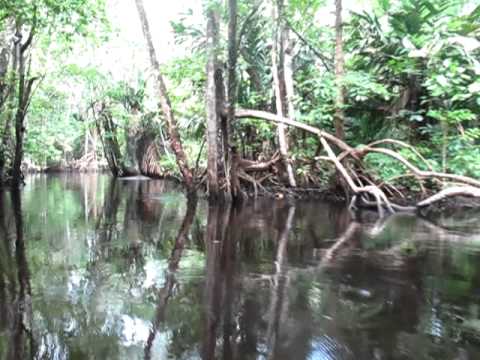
0, 190, 34, 360
0, 174, 480, 359
145, 194, 198, 360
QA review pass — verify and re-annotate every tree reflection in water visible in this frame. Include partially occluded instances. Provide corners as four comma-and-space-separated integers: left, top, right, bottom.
144, 194, 198, 360
1, 175, 480, 359
0, 190, 35, 360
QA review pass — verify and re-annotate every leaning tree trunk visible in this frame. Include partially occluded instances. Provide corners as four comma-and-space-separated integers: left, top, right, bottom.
135, 0, 194, 193
272, 0, 296, 187
334, 0, 345, 140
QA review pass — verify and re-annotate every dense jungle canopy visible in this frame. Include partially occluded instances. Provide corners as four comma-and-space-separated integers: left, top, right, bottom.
1, 0, 480, 209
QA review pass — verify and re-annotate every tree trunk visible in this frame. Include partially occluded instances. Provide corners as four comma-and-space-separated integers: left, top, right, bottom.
8, 19, 36, 187
12, 27, 28, 186
205, 0, 238, 202
441, 121, 448, 174
135, 0, 194, 193
96, 105, 124, 177
138, 132, 163, 178
0, 25, 10, 112
0, 29, 15, 185
206, 8, 220, 199
226, 0, 238, 199
334, 0, 345, 140
272, 0, 296, 187
283, 29, 296, 128
0, 95, 15, 184
123, 110, 141, 175
83, 125, 89, 158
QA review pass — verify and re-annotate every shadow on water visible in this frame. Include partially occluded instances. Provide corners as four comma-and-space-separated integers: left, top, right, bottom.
1, 174, 480, 359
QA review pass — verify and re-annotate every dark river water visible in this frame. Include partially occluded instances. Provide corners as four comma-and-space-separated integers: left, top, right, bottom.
1, 174, 480, 359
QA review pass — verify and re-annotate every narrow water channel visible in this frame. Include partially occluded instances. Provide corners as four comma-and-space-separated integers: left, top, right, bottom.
1, 174, 480, 359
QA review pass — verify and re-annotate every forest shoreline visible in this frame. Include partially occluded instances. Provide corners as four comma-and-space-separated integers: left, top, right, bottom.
1, 0, 480, 217
5, 168, 480, 217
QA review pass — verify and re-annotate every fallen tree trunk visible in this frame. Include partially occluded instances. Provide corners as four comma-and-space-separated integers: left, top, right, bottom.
234, 108, 480, 215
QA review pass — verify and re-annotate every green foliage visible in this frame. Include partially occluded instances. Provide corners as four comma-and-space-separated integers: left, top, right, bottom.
0, 0, 108, 42
2, 0, 480, 184
342, 0, 480, 176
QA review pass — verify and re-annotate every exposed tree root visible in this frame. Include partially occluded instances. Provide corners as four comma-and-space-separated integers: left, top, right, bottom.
416, 186, 480, 208
238, 171, 267, 198
229, 148, 281, 197
235, 108, 480, 216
